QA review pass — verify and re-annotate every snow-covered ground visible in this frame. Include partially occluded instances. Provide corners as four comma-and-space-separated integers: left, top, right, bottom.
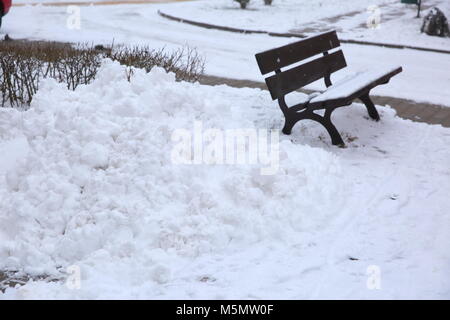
164, 0, 450, 51
2, 2, 450, 106
330, 0, 450, 49
163, 0, 395, 33
1, 0, 450, 300
1, 60, 449, 299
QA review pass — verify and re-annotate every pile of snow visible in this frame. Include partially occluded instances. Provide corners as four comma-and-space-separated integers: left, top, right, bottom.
0, 60, 346, 298
1, 59, 449, 299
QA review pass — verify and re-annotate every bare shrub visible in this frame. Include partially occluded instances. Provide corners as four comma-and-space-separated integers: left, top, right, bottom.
0, 41, 205, 108
234, 0, 250, 9
0, 43, 45, 107
106, 45, 204, 82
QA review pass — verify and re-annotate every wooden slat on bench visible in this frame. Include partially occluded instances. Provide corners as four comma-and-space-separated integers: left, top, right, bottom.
265, 50, 347, 100
308, 66, 403, 109
255, 30, 340, 75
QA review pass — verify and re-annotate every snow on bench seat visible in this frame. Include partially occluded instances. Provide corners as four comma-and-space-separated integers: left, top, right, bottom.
309, 66, 402, 105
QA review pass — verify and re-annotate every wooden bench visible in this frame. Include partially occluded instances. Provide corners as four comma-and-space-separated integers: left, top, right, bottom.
255, 30, 402, 146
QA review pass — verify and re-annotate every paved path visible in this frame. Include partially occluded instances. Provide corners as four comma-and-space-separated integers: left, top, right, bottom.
199, 74, 450, 128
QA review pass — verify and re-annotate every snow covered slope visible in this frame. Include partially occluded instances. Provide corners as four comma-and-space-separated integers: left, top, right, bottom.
1, 61, 449, 299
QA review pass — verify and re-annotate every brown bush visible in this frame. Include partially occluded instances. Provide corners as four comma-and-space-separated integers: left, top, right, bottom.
0, 41, 205, 108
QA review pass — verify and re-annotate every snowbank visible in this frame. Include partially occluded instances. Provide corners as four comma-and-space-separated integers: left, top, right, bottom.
0, 60, 346, 298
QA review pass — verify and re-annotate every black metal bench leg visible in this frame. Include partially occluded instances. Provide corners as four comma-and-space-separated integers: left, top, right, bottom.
316, 108, 345, 146
278, 97, 302, 135
359, 93, 380, 121
282, 114, 296, 135
281, 108, 345, 146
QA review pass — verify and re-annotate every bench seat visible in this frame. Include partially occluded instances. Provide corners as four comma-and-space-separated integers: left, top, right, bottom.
308, 66, 402, 109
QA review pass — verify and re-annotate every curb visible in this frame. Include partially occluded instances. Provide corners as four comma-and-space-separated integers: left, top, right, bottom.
157, 10, 305, 39
158, 10, 450, 55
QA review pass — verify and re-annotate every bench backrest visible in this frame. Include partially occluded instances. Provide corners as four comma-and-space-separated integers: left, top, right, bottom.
255, 30, 347, 100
